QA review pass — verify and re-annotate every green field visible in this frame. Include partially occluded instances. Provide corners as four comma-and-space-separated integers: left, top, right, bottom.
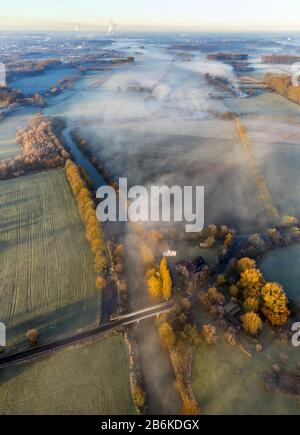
0, 335, 136, 415
192, 306, 300, 415
0, 169, 100, 350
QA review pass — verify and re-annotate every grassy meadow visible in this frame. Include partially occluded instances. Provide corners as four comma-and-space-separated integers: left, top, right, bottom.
0, 335, 136, 415
0, 169, 100, 351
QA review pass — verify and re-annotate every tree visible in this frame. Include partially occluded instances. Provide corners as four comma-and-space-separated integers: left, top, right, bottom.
208, 287, 225, 304
224, 233, 233, 248
160, 257, 172, 301
230, 284, 239, 298
220, 225, 229, 238
208, 224, 218, 238
26, 329, 39, 347
114, 244, 125, 257
115, 262, 124, 274
118, 279, 128, 292
159, 322, 176, 349
205, 236, 216, 248
162, 272, 172, 301
94, 254, 107, 274
96, 276, 107, 290
140, 244, 155, 267
132, 384, 145, 409
65, 159, 108, 286
237, 257, 256, 273
201, 325, 218, 345
282, 215, 298, 227
145, 268, 156, 280
262, 282, 290, 326
148, 229, 163, 244
267, 228, 281, 245
217, 274, 226, 287
180, 324, 200, 347
241, 312, 263, 336
91, 239, 103, 254
243, 297, 259, 312
239, 268, 263, 299
148, 276, 162, 300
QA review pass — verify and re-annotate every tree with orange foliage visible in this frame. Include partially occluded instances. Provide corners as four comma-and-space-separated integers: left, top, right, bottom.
205, 236, 216, 248
140, 243, 155, 267
261, 282, 290, 326
26, 329, 39, 347
159, 322, 176, 349
207, 287, 225, 304
96, 276, 107, 290
65, 160, 108, 278
230, 284, 239, 298
148, 275, 162, 300
94, 254, 107, 274
115, 262, 124, 274
224, 233, 233, 248
145, 268, 156, 280
91, 239, 103, 254
243, 297, 259, 313
282, 215, 298, 227
237, 257, 256, 273
148, 229, 163, 244
114, 244, 125, 258
160, 257, 172, 301
241, 312, 263, 336
239, 268, 263, 299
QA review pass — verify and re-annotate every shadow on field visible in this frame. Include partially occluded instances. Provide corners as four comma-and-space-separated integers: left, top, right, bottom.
0, 219, 84, 252
0, 214, 40, 233
3, 294, 102, 357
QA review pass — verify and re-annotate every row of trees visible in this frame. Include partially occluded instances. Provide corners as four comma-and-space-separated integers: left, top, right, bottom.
234, 257, 290, 334
262, 55, 300, 65
65, 159, 107, 288
70, 128, 119, 191
0, 86, 45, 109
265, 73, 300, 105
148, 257, 172, 302
200, 255, 290, 336
156, 301, 201, 415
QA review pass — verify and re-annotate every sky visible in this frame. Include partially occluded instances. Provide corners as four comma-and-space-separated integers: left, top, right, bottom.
1, 0, 300, 32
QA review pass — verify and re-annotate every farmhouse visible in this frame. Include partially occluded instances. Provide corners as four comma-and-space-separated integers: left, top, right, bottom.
176, 256, 206, 279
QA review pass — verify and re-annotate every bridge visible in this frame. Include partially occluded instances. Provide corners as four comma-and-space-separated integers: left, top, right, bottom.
0, 301, 175, 369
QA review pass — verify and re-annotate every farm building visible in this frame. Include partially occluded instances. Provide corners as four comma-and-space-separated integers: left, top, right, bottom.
176, 256, 206, 279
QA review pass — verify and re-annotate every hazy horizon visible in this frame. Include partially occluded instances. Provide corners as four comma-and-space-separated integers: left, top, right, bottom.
1, 0, 300, 33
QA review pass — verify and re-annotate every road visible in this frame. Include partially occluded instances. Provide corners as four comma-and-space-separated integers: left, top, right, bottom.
0, 301, 175, 369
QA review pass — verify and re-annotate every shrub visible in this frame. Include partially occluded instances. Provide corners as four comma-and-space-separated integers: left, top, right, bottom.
26, 329, 39, 347
201, 324, 218, 345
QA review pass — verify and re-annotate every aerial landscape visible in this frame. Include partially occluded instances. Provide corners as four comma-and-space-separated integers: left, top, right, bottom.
0, 0, 300, 418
